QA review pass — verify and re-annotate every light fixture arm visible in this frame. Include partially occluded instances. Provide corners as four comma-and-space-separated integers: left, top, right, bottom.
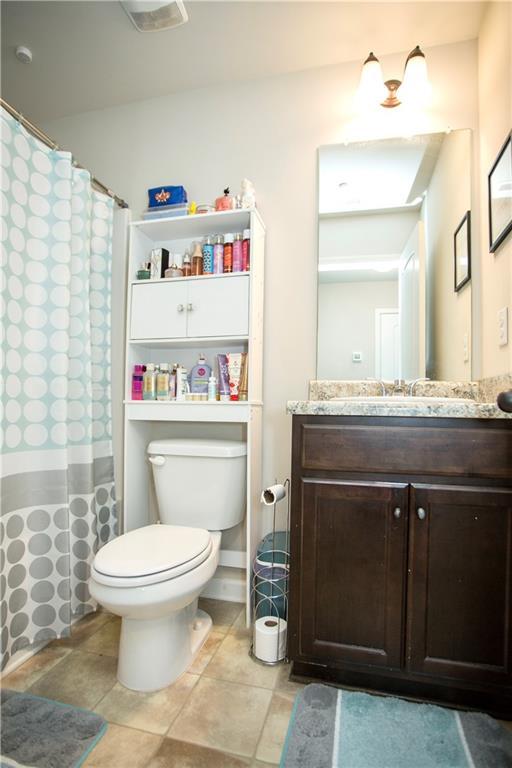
382, 79, 402, 108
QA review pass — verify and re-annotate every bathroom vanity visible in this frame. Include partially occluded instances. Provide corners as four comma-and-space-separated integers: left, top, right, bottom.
287, 400, 512, 716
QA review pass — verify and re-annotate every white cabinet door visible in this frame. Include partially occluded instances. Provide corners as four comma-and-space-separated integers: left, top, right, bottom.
130, 282, 188, 339
187, 275, 250, 337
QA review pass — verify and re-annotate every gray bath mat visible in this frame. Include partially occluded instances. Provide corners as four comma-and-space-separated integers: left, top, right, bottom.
280, 683, 512, 768
1, 689, 107, 768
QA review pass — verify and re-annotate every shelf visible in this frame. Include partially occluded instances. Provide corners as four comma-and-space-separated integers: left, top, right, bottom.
125, 400, 261, 423
128, 336, 249, 348
131, 272, 250, 286
130, 208, 264, 242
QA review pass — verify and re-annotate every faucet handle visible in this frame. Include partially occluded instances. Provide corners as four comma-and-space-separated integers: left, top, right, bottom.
408, 377, 430, 396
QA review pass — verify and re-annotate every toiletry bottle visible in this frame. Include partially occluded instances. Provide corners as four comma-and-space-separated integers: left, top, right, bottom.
175, 365, 189, 401
217, 354, 230, 401
190, 354, 211, 394
136, 262, 151, 280
227, 352, 242, 400
132, 365, 144, 400
223, 233, 234, 273
242, 229, 250, 271
143, 364, 157, 400
215, 187, 235, 211
169, 363, 177, 400
202, 236, 214, 274
233, 233, 243, 272
239, 353, 248, 401
213, 235, 224, 274
165, 260, 183, 278
208, 375, 217, 401
182, 250, 192, 277
156, 364, 171, 401
191, 242, 203, 276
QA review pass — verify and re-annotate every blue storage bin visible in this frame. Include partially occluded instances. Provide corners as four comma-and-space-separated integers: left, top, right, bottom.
256, 531, 289, 566
148, 185, 188, 208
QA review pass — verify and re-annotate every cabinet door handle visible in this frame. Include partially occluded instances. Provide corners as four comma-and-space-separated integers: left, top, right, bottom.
417, 507, 426, 521
187, 302, 193, 311
393, 507, 401, 520
177, 304, 184, 312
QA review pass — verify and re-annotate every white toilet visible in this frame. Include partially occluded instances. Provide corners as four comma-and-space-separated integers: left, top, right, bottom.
89, 438, 247, 692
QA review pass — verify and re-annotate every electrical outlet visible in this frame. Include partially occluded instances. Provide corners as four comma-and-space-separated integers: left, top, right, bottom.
352, 351, 363, 363
498, 307, 508, 346
463, 332, 469, 362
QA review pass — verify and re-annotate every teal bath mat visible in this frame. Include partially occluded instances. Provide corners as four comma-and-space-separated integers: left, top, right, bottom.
1, 689, 107, 768
280, 684, 512, 768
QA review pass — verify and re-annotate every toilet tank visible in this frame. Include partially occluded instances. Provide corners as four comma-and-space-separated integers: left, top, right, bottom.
147, 438, 247, 530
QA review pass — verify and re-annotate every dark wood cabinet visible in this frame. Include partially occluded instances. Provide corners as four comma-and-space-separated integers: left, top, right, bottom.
289, 415, 512, 717
407, 484, 512, 687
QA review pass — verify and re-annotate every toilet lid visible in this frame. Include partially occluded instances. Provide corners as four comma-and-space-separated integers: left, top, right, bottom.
93, 524, 211, 579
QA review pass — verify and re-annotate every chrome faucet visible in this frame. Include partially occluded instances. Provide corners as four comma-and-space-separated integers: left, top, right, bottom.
408, 377, 430, 396
366, 377, 386, 396
393, 379, 407, 396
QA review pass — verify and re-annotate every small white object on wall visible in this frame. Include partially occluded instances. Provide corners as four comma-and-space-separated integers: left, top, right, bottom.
498, 307, 508, 347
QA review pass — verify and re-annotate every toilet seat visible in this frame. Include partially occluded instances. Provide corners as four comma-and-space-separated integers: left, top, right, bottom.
91, 524, 212, 588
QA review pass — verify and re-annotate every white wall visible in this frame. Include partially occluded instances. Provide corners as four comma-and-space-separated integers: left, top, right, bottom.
478, 2, 512, 377
318, 280, 398, 379
424, 130, 472, 381
43, 39, 479, 530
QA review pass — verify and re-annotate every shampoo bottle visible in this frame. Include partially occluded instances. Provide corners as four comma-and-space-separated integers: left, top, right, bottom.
156, 364, 170, 401
190, 354, 211, 394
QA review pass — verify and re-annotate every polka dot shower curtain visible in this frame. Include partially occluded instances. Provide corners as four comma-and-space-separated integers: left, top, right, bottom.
1, 106, 118, 670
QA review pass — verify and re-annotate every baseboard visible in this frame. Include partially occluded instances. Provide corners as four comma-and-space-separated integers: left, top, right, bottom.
3, 640, 48, 676
201, 575, 246, 603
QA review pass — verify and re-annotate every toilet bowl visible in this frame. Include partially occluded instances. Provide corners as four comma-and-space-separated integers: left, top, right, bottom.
89, 438, 246, 692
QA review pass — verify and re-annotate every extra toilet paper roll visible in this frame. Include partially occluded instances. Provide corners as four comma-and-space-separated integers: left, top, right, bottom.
253, 616, 287, 663
261, 484, 287, 506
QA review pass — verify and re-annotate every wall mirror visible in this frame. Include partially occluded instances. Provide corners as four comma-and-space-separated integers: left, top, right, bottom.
317, 130, 473, 382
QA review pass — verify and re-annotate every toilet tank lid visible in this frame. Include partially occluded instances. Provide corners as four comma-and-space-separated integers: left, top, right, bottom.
147, 438, 247, 458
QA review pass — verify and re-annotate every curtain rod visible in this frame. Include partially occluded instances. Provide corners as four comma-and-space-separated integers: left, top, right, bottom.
0, 97, 129, 209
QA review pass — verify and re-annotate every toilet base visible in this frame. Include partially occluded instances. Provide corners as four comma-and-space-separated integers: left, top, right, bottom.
117, 605, 212, 692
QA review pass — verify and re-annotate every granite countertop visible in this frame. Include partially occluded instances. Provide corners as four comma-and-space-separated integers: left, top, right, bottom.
286, 399, 512, 419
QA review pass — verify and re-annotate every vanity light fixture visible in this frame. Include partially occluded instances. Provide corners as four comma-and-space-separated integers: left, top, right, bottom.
358, 45, 430, 109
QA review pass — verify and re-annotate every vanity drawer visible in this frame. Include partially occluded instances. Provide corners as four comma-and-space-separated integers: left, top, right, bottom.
300, 421, 512, 480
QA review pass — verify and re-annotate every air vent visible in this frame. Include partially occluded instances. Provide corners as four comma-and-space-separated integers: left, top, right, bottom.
120, 0, 188, 32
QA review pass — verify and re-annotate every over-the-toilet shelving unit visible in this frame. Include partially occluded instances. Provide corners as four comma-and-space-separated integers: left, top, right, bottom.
123, 208, 265, 620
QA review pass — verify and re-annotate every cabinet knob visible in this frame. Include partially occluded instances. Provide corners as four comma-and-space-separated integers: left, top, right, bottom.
417, 507, 426, 521
393, 507, 401, 520
187, 302, 193, 311
177, 304, 184, 312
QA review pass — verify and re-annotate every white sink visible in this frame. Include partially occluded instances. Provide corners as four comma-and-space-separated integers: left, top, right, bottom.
331, 396, 472, 405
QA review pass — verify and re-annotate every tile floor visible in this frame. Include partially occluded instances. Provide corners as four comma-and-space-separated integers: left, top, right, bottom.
2, 599, 304, 767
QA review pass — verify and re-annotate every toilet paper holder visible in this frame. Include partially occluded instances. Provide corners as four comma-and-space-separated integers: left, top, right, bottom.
250, 479, 290, 666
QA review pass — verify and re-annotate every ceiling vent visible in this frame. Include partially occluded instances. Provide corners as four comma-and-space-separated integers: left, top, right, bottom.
120, 1, 188, 32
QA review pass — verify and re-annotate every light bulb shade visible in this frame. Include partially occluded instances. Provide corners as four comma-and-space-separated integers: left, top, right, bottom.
357, 52, 388, 107
398, 45, 431, 106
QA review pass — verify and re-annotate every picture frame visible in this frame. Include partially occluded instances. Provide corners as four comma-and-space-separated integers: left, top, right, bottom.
488, 131, 512, 253
454, 210, 471, 292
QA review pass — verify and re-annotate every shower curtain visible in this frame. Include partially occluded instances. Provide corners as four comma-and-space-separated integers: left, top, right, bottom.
1, 106, 118, 670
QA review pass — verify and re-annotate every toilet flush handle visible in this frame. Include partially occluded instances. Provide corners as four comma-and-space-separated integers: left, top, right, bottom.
148, 455, 165, 467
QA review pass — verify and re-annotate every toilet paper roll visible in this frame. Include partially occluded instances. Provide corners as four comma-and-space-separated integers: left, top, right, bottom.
261, 484, 287, 506
253, 616, 287, 663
